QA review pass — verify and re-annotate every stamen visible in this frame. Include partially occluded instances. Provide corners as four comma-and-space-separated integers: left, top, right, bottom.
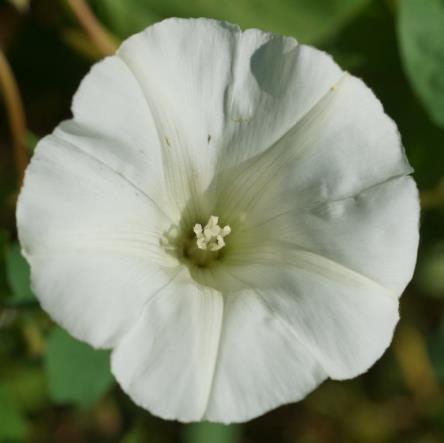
193, 215, 231, 251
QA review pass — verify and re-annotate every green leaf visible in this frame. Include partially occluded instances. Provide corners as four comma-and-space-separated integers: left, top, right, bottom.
0, 384, 27, 441
92, 0, 160, 40
92, 0, 370, 44
183, 423, 241, 443
44, 327, 114, 408
5, 242, 35, 303
6, 367, 48, 412
397, 0, 444, 127
121, 426, 145, 443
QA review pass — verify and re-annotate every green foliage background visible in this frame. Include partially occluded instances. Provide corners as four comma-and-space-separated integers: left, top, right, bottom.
1, 0, 444, 442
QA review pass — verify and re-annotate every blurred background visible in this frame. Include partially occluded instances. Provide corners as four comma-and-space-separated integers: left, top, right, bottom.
1, 0, 444, 442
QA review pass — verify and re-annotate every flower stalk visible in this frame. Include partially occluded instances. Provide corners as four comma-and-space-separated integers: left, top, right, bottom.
66, 0, 118, 57
0, 49, 28, 185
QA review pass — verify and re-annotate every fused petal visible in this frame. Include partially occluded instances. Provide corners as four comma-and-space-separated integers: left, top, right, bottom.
203, 290, 326, 423
111, 276, 225, 422
223, 249, 399, 381
117, 18, 343, 204
17, 134, 176, 348
59, 55, 169, 216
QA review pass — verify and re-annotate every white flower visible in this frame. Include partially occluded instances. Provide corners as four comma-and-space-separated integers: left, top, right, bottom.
17, 18, 419, 423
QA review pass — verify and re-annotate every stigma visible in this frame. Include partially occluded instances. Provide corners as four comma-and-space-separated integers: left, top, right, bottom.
193, 216, 231, 251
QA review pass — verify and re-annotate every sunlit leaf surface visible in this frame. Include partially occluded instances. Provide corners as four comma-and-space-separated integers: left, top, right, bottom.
44, 327, 114, 408
398, 0, 444, 127
92, 0, 370, 44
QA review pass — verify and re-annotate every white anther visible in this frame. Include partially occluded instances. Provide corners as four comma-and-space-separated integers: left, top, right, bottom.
194, 216, 231, 251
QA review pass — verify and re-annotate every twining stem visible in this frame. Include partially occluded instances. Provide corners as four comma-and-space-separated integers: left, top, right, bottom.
0, 49, 28, 185
66, 0, 118, 57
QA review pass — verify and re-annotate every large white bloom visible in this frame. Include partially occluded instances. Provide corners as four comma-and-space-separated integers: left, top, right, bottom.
17, 18, 419, 423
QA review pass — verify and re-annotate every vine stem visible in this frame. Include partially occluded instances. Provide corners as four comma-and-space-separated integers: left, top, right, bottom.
66, 0, 118, 57
0, 49, 28, 185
